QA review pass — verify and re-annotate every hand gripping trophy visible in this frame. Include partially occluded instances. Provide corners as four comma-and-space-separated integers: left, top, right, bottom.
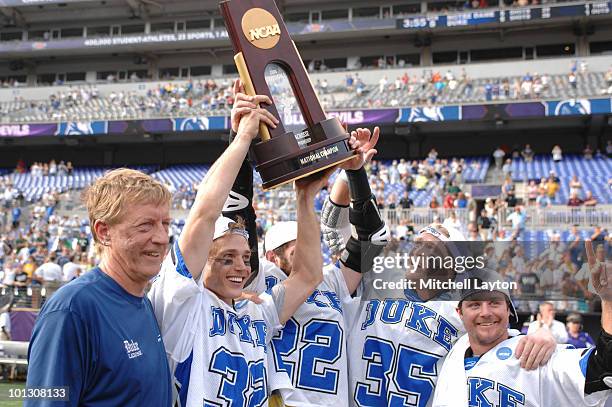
220, 0, 355, 190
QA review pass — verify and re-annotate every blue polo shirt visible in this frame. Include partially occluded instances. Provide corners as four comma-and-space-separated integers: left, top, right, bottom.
26, 268, 171, 407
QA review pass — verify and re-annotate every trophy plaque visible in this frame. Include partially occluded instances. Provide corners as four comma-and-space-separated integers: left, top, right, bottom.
220, 0, 355, 190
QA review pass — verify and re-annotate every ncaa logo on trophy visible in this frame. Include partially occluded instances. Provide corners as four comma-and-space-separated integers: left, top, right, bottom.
220, 0, 355, 190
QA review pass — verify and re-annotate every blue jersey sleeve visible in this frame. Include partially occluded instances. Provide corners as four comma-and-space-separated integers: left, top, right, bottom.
25, 310, 90, 407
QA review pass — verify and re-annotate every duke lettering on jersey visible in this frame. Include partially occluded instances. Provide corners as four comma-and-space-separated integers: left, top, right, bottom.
361, 299, 458, 351
267, 276, 343, 315
306, 289, 343, 314
209, 307, 268, 350
468, 377, 526, 407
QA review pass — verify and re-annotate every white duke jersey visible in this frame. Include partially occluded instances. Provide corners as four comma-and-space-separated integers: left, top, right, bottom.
148, 243, 291, 407
347, 298, 465, 407
433, 331, 610, 407
256, 259, 353, 407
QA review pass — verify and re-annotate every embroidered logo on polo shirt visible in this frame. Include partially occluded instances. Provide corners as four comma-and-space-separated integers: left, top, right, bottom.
124, 340, 143, 359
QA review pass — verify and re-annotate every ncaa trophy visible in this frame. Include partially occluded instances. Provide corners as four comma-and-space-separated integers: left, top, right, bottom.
220, 0, 355, 190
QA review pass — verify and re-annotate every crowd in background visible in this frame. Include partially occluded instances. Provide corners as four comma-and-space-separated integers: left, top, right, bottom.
0, 144, 608, 317
3, 62, 612, 123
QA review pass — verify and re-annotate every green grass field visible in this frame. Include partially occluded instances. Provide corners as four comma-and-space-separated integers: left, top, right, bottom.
0, 381, 26, 407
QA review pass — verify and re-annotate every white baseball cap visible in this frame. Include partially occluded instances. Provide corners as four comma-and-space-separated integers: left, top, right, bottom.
213, 216, 249, 241
264, 221, 298, 252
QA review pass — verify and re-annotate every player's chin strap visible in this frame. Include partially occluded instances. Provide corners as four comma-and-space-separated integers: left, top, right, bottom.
340, 168, 389, 273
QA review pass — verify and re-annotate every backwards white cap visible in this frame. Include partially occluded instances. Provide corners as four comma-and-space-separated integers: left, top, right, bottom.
213, 216, 249, 241
264, 221, 298, 252
417, 224, 467, 259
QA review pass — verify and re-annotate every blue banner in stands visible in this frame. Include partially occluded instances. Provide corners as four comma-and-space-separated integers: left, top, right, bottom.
55, 121, 108, 136
397, 105, 460, 122
6, 97, 612, 137
545, 98, 612, 116
172, 116, 227, 131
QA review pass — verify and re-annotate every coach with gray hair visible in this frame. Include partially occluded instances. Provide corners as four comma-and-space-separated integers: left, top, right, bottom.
26, 168, 173, 406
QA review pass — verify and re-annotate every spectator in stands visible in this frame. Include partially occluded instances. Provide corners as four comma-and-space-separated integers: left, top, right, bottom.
466, 222, 481, 241
568, 71, 577, 90
561, 271, 586, 304
57, 160, 68, 175
526, 180, 538, 205
62, 254, 82, 282
32, 255, 63, 299
521, 143, 534, 162
1, 260, 16, 287
517, 266, 540, 312
584, 190, 598, 207
11, 206, 21, 229
501, 158, 512, 178
398, 190, 413, 210
454, 192, 467, 208
567, 192, 584, 207
478, 209, 493, 241
591, 226, 607, 242
545, 175, 559, 200
48, 160, 57, 176
565, 313, 595, 349
0, 311, 10, 341
415, 170, 428, 190
528, 301, 568, 344
442, 211, 462, 232
569, 175, 583, 197
583, 144, 593, 160
493, 146, 505, 170
507, 206, 526, 240
443, 192, 456, 209
505, 189, 518, 208
567, 225, 583, 263
539, 258, 561, 297
429, 196, 440, 209
551, 144, 563, 162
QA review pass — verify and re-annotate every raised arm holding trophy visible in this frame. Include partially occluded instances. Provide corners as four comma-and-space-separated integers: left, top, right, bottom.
220, 0, 355, 190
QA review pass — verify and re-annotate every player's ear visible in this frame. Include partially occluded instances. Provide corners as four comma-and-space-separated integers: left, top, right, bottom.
265, 251, 275, 263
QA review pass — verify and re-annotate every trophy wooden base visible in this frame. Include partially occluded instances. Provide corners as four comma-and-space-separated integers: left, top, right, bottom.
252, 117, 355, 190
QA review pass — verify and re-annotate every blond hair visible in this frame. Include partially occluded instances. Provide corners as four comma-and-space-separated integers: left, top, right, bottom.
83, 168, 172, 251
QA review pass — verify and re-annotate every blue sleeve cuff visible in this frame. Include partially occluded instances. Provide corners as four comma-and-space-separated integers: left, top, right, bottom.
173, 241, 192, 279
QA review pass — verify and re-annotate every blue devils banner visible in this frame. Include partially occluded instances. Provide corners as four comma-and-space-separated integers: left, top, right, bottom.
546, 98, 612, 116
547, 99, 591, 116
173, 117, 210, 132
398, 105, 460, 122
172, 116, 226, 131
55, 121, 108, 136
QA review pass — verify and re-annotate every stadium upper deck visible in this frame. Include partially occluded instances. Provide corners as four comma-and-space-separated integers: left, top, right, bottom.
0, 0, 611, 87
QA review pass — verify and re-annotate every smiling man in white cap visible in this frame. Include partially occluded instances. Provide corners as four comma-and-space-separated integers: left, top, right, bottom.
433, 240, 612, 406
264, 221, 298, 278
